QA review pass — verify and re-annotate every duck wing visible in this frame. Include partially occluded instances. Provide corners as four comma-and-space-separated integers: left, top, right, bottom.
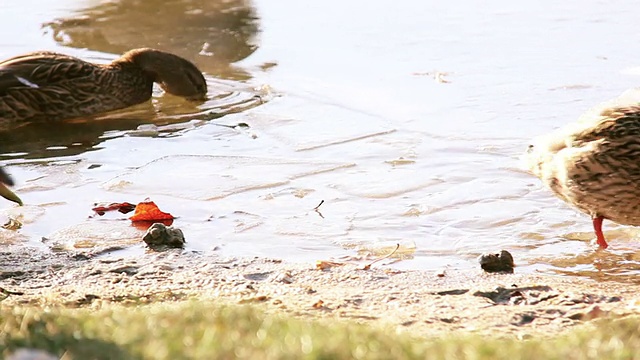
571, 105, 640, 145
527, 103, 640, 161
0, 52, 97, 95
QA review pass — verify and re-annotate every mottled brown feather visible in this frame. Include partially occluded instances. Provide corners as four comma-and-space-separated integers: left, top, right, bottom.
526, 103, 640, 227
0, 48, 207, 125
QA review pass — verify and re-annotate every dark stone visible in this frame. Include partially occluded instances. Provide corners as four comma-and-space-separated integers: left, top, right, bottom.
478, 250, 515, 273
142, 223, 186, 249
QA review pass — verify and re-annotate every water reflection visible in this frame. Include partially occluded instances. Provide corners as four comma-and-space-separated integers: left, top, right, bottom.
43, 0, 260, 80
0, 79, 266, 160
1, 0, 265, 160
546, 250, 640, 284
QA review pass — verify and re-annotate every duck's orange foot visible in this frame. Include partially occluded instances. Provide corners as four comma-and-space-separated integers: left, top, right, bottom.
593, 216, 609, 249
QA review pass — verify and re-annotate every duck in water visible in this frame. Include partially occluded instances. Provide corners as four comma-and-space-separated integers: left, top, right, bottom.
0, 48, 207, 124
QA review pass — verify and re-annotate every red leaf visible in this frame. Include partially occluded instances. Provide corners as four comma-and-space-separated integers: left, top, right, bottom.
129, 200, 174, 222
92, 202, 137, 216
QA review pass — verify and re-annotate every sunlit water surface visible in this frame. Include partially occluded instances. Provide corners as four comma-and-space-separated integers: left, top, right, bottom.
2, 0, 640, 282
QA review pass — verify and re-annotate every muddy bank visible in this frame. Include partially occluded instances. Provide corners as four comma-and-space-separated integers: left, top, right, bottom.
0, 246, 637, 338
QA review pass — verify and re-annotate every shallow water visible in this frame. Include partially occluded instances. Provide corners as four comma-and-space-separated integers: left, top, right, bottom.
2, 0, 640, 282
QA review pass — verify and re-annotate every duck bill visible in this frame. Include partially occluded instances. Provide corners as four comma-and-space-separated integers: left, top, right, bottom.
0, 182, 23, 206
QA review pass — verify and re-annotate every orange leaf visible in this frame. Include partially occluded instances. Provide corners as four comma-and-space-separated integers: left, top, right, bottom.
315, 260, 345, 270
129, 200, 174, 222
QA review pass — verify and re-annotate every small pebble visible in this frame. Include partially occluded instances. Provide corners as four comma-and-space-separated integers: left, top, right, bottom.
478, 250, 515, 273
142, 223, 186, 249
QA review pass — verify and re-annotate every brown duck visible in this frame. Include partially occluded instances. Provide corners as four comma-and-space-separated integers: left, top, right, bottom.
525, 93, 640, 249
0, 48, 207, 124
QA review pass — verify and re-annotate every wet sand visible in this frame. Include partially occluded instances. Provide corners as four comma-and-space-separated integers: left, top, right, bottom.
0, 246, 635, 338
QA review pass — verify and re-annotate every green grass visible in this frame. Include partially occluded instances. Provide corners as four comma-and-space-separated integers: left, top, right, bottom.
1, 301, 640, 359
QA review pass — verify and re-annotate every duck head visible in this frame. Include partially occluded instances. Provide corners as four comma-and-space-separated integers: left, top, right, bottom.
522, 141, 555, 178
120, 48, 208, 101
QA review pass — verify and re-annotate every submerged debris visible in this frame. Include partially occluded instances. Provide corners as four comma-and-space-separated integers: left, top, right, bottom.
2, 217, 22, 230
362, 243, 400, 270
142, 223, 185, 249
478, 250, 515, 273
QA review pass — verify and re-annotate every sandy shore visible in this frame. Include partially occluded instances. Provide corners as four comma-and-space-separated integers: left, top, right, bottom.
0, 246, 636, 338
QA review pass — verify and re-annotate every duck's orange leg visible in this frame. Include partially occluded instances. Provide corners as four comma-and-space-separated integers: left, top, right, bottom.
593, 216, 609, 249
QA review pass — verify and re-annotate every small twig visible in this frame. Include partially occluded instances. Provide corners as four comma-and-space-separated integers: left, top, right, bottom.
0, 287, 24, 301
210, 122, 250, 129
0, 287, 24, 296
313, 200, 325, 219
363, 243, 401, 270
